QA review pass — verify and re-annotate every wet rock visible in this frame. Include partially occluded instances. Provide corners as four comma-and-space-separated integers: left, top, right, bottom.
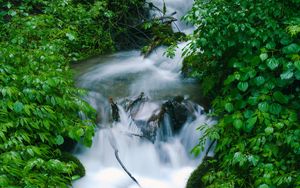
109, 97, 120, 122
134, 120, 158, 142
124, 92, 148, 118
162, 96, 196, 132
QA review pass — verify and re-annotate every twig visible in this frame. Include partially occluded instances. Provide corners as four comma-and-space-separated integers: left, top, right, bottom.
119, 23, 152, 40
114, 150, 142, 188
204, 139, 216, 158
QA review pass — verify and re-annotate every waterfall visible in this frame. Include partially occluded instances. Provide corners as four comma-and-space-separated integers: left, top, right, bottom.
73, 0, 215, 187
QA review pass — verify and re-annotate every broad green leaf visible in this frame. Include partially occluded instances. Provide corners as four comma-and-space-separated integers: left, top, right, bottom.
224, 75, 235, 85
237, 82, 248, 92
55, 135, 64, 145
294, 60, 300, 71
247, 155, 259, 166
254, 76, 265, 86
273, 91, 288, 104
258, 102, 269, 112
266, 42, 275, 49
76, 128, 84, 137
66, 33, 75, 41
13, 101, 24, 113
282, 43, 300, 54
245, 116, 257, 132
266, 58, 279, 70
269, 103, 282, 115
243, 110, 253, 118
248, 96, 258, 105
264, 127, 274, 135
295, 70, 300, 80
259, 53, 268, 61
225, 103, 234, 113
280, 70, 293, 80
275, 122, 284, 129
233, 119, 243, 130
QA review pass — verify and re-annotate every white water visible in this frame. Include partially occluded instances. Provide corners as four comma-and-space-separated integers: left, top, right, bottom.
73, 0, 215, 187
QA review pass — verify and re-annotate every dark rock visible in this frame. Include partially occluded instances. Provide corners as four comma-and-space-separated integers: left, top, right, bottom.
134, 120, 158, 142
59, 137, 77, 152
109, 97, 120, 122
125, 92, 148, 118
162, 96, 195, 132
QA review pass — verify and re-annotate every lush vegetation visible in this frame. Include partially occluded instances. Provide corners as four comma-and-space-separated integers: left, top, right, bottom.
183, 0, 300, 187
0, 0, 146, 187
2, 0, 299, 187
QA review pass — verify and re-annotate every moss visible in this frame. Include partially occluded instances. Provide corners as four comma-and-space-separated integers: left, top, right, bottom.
60, 152, 85, 178
186, 157, 214, 188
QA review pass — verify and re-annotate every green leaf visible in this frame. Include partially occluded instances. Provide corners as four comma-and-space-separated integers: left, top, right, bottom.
275, 122, 284, 129
237, 82, 248, 92
266, 58, 279, 70
273, 91, 288, 104
225, 103, 234, 113
13, 101, 24, 113
245, 116, 257, 132
294, 60, 300, 71
72, 175, 81, 181
248, 96, 258, 105
295, 70, 300, 80
254, 76, 265, 86
248, 155, 259, 166
259, 53, 268, 61
66, 33, 75, 41
258, 102, 269, 112
282, 43, 300, 54
264, 127, 274, 135
280, 70, 293, 80
233, 119, 243, 130
244, 110, 253, 118
55, 135, 64, 145
269, 103, 282, 115
224, 75, 235, 85
76, 128, 84, 137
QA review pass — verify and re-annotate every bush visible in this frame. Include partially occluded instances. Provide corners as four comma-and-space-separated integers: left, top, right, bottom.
0, 0, 146, 187
60, 152, 85, 178
184, 0, 300, 187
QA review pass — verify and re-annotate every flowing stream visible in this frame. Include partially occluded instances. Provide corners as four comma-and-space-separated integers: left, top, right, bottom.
73, 1, 215, 188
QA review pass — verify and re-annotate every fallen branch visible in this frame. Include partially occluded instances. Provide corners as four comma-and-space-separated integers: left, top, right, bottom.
114, 149, 142, 188
121, 131, 147, 139
108, 130, 142, 187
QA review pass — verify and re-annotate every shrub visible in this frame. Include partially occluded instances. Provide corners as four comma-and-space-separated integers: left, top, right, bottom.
0, 0, 146, 187
184, 0, 300, 187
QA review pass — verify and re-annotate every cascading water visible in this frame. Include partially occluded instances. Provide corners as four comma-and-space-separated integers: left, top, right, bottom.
73, 1, 215, 188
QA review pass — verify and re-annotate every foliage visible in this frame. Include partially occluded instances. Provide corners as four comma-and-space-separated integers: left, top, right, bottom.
140, 2, 186, 56
0, 0, 146, 187
183, 0, 300, 187
59, 152, 85, 179
186, 157, 215, 188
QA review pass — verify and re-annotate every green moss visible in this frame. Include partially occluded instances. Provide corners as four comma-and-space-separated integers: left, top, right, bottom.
186, 157, 214, 188
60, 152, 85, 178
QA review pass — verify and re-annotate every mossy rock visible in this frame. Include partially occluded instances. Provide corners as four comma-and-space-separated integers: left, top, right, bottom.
186, 157, 214, 188
60, 152, 85, 178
